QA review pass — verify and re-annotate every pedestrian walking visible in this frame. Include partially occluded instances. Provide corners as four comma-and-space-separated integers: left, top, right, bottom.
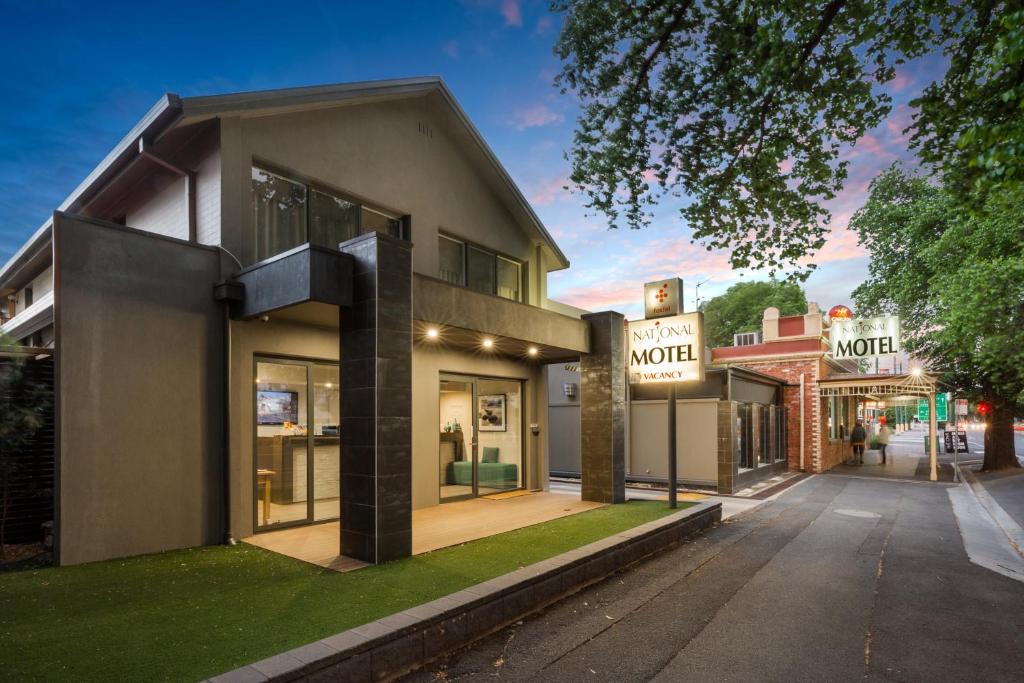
877, 422, 891, 464
850, 420, 867, 465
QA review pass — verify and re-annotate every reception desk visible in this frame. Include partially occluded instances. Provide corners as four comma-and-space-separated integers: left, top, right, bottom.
256, 435, 340, 504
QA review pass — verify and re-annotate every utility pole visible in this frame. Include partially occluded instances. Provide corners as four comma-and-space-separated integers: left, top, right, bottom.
693, 277, 711, 311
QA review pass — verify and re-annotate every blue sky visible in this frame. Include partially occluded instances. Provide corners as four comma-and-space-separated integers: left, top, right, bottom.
0, 0, 934, 317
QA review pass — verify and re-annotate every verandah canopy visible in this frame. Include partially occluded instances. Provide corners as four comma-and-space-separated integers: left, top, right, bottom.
817, 372, 940, 481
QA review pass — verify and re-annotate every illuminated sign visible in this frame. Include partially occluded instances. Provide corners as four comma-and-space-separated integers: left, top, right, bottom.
830, 316, 901, 360
828, 305, 853, 323
628, 313, 705, 384
643, 278, 683, 319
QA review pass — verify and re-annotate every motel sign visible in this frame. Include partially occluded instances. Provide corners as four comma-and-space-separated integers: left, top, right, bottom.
830, 315, 901, 360
628, 313, 705, 384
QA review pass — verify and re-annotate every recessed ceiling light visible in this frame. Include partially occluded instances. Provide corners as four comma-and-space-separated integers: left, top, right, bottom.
426, 328, 439, 339
482, 338, 494, 349
528, 346, 539, 357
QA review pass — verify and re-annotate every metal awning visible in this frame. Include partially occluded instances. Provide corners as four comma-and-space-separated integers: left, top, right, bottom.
817, 371, 942, 482
817, 372, 937, 397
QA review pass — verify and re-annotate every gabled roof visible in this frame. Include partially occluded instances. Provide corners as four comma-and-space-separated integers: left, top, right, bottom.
0, 77, 569, 290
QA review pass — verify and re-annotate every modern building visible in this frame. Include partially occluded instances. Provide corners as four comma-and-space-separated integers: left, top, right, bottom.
0, 78, 632, 566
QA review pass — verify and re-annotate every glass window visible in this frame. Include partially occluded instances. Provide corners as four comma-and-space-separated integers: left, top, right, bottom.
467, 246, 496, 295
361, 207, 402, 239
439, 236, 465, 285
252, 168, 307, 263
312, 364, 340, 522
309, 189, 358, 249
496, 256, 521, 302
255, 361, 308, 528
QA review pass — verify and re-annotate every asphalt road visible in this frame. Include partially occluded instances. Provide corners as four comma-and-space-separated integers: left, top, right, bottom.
406, 474, 1024, 682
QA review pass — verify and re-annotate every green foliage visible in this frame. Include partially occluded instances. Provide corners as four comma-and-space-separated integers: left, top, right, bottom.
0, 334, 52, 554
552, 0, 1020, 274
913, 8, 1024, 201
851, 167, 1024, 409
0, 500, 676, 681
700, 280, 807, 348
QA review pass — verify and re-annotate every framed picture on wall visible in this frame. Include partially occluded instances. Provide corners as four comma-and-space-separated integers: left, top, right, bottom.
478, 394, 506, 432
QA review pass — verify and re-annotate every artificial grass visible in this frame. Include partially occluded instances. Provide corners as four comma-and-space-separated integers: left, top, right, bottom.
0, 500, 681, 682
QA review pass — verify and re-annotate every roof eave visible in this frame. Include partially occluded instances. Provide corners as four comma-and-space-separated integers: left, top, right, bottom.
0, 93, 183, 290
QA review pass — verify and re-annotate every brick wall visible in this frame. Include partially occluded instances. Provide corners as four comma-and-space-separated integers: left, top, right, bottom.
720, 358, 825, 472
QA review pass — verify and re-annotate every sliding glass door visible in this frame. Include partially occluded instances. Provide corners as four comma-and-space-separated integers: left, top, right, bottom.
254, 357, 339, 530
438, 374, 524, 502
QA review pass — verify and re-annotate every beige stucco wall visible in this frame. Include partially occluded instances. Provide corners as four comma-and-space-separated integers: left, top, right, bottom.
219, 93, 542, 303
628, 399, 719, 484
55, 215, 224, 565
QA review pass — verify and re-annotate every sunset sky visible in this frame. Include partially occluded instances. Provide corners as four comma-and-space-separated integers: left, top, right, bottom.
0, 0, 940, 318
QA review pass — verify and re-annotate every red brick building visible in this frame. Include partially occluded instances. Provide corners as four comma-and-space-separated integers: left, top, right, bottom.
712, 304, 858, 474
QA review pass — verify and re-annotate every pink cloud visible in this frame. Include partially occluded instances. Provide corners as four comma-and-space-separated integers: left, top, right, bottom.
535, 15, 553, 34
890, 67, 913, 92
531, 175, 570, 205
500, 0, 522, 27
886, 104, 914, 144
510, 103, 563, 130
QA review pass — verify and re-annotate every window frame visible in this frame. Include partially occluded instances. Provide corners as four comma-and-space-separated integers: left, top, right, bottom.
436, 231, 524, 303
251, 162, 406, 264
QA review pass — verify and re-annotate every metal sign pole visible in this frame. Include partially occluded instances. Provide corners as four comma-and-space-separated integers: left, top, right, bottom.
668, 383, 677, 509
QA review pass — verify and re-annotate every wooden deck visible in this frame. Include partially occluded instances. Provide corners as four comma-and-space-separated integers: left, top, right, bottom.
243, 490, 605, 572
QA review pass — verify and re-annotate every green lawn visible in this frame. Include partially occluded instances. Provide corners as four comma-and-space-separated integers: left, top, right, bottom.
0, 500, 679, 682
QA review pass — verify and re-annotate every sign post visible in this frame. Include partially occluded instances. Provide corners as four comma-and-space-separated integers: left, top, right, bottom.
630, 281, 703, 509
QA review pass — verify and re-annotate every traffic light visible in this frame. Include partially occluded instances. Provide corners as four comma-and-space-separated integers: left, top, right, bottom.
978, 401, 991, 416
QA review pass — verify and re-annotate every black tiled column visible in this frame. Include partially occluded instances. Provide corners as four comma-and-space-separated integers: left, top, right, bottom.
339, 233, 413, 563
580, 311, 626, 504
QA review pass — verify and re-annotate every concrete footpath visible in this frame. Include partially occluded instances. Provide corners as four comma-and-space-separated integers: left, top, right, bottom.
406, 474, 1024, 682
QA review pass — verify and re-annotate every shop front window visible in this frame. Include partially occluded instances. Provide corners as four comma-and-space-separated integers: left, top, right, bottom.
254, 358, 339, 529
439, 374, 524, 502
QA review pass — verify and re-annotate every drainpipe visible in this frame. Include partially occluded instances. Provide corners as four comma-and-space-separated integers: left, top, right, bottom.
215, 247, 245, 547
799, 373, 806, 471
222, 304, 236, 545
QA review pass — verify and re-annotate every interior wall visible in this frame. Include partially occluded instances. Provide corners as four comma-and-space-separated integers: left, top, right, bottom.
412, 343, 541, 509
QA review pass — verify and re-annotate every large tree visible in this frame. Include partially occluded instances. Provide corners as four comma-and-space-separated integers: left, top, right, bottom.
851, 168, 1022, 471
701, 280, 807, 348
552, 0, 1020, 275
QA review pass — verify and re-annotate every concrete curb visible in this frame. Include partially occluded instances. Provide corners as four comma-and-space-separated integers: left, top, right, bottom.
958, 464, 1024, 558
206, 501, 722, 683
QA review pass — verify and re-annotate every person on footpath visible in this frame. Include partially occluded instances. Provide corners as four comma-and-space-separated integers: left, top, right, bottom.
877, 421, 892, 464
850, 420, 867, 465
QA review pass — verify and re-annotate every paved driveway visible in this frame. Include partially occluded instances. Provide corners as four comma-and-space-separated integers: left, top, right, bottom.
407, 475, 1024, 682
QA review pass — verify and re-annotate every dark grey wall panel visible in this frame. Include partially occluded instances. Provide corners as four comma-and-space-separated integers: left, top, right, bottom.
580, 311, 626, 504
53, 213, 224, 565
230, 244, 353, 319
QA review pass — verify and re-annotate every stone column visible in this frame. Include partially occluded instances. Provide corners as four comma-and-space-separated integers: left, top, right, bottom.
580, 311, 626, 503
339, 233, 413, 563
717, 401, 738, 494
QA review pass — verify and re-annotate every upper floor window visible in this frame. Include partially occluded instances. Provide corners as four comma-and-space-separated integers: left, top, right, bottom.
251, 165, 404, 264
437, 234, 522, 302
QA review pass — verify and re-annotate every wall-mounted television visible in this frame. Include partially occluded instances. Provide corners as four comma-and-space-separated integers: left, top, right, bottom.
256, 390, 299, 425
